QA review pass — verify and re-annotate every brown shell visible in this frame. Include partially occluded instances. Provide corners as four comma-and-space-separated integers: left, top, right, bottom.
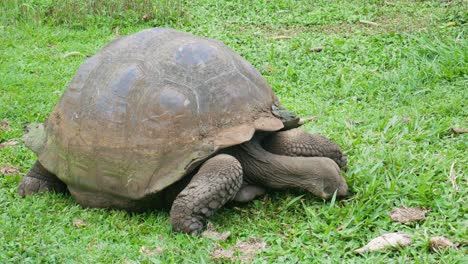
37, 28, 283, 200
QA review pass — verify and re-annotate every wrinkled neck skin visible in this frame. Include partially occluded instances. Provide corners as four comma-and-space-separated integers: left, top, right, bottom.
224, 133, 348, 199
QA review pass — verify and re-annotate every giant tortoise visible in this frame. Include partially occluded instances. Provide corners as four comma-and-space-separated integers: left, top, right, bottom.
19, 28, 349, 234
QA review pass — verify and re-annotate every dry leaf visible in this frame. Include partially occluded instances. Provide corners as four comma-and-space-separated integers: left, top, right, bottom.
139, 246, 164, 256
449, 162, 459, 191
359, 20, 380, 27
202, 223, 231, 241
271, 35, 292, 40
0, 140, 19, 148
87, 238, 99, 249
355, 233, 412, 253
429, 236, 457, 252
142, 14, 152, 21
63, 51, 85, 59
114, 26, 121, 36
265, 65, 277, 72
451, 128, 468, 134
0, 164, 20, 175
310, 46, 325, 52
348, 119, 364, 125
72, 219, 87, 228
233, 207, 248, 213
390, 206, 429, 223
446, 22, 457, 27
0, 120, 10, 131
401, 117, 412, 123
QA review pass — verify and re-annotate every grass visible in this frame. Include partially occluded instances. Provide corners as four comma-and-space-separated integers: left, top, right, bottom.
0, 0, 467, 262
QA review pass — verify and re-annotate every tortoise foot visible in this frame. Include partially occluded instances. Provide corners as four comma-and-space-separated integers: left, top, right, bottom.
18, 160, 67, 197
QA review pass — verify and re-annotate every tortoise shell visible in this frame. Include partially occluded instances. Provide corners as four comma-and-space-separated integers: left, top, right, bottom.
36, 28, 284, 200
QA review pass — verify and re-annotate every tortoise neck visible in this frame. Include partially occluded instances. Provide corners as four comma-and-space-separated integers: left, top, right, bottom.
227, 134, 309, 189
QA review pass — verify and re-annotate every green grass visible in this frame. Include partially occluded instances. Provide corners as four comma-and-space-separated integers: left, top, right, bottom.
1, 0, 467, 262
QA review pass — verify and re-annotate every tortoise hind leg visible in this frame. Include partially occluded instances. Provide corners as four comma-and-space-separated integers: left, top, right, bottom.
18, 160, 67, 197
233, 184, 266, 203
170, 154, 242, 234
263, 128, 348, 170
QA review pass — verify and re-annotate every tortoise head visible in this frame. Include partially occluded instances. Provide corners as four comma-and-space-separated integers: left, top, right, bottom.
271, 103, 300, 130
22, 123, 46, 154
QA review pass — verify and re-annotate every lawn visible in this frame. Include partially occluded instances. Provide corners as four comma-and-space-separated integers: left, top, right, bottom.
0, 0, 466, 263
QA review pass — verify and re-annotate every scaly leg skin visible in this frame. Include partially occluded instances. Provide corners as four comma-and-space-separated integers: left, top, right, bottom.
263, 128, 348, 170
170, 154, 243, 234
18, 160, 67, 197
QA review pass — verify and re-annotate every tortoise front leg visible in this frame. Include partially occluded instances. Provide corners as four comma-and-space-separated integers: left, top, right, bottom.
18, 160, 67, 197
263, 128, 348, 170
170, 154, 242, 234
230, 137, 349, 199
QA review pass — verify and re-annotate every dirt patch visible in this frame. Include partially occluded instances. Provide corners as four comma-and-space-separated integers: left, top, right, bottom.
202, 223, 231, 241
211, 237, 267, 262
211, 246, 235, 261
235, 237, 267, 259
